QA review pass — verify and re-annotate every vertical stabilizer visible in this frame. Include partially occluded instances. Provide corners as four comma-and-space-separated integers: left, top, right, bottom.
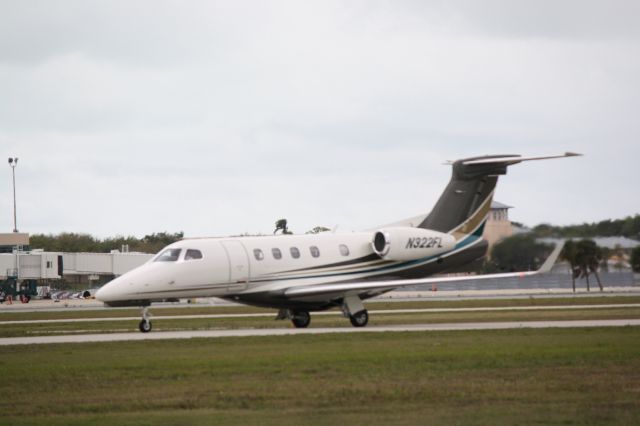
419, 153, 581, 240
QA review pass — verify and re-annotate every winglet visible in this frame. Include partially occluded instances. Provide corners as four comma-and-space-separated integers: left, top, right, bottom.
537, 240, 565, 273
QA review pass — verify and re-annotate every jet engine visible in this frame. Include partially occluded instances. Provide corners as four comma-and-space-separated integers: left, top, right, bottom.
371, 227, 456, 261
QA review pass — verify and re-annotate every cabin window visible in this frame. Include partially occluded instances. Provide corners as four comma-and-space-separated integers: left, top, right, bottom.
184, 249, 203, 260
290, 247, 300, 259
154, 248, 181, 262
339, 244, 350, 256
272, 248, 282, 260
253, 248, 264, 261
309, 246, 320, 258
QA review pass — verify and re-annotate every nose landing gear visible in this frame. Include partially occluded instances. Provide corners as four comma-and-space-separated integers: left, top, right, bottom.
139, 306, 152, 333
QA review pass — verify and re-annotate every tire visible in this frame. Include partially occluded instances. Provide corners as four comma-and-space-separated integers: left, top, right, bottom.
349, 310, 368, 327
139, 319, 152, 333
291, 311, 311, 328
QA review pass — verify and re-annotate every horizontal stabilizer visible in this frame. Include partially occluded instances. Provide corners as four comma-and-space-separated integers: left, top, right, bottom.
425, 152, 581, 234
460, 152, 581, 166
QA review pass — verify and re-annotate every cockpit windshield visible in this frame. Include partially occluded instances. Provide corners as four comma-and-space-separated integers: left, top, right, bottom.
154, 248, 182, 262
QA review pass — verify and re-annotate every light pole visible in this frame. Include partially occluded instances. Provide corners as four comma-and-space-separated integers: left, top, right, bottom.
8, 157, 18, 233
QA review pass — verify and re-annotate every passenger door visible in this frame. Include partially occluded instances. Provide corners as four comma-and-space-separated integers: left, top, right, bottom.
221, 241, 250, 292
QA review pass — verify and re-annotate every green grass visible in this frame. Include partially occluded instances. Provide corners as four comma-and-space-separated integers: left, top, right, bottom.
0, 327, 639, 425
0, 308, 639, 338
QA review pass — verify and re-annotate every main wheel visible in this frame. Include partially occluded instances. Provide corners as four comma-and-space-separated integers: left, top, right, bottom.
139, 319, 152, 333
349, 310, 369, 327
291, 311, 311, 328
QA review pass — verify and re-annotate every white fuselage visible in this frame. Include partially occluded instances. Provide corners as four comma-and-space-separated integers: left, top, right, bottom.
95, 229, 460, 305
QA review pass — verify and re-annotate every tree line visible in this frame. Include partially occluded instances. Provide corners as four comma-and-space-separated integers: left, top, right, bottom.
24, 215, 640, 275
487, 235, 605, 292
29, 232, 184, 254
489, 234, 640, 284
530, 214, 640, 240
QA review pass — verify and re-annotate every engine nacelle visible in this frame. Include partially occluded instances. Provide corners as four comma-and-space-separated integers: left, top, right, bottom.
371, 227, 455, 261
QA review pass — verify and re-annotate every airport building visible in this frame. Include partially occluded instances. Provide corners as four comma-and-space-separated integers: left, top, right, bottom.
482, 201, 513, 253
0, 232, 29, 253
0, 233, 153, 299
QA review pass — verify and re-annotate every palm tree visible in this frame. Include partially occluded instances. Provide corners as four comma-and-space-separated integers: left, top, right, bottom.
562, 240, 578, 293
562, 239, 604, 292
576, 239, 604, 292
631, 246, 640, 273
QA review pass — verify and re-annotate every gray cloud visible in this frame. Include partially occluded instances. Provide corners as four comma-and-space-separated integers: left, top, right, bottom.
0, 1, 638, 238
382, 0, 640, 40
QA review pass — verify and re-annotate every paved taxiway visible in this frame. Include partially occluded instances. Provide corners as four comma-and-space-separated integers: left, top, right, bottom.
2, 303, 639, 325
2, 319, 639, 346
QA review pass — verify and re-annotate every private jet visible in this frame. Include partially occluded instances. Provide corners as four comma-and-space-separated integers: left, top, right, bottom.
96, 153, 578, 332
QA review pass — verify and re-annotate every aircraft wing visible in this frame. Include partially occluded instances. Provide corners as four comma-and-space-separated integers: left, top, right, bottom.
284, 240, 564, 300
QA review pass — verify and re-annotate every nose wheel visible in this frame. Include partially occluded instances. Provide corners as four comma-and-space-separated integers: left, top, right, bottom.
139, 306, 152, 333
139, 319, 152, 333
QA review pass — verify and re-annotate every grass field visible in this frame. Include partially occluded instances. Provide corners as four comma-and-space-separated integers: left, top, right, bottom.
1, 327, 639, 425
1, 306, 639, 338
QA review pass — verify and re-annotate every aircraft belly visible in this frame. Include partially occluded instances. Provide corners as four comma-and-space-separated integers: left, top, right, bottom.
224, 293, 335, 311
132, 284, 230, 300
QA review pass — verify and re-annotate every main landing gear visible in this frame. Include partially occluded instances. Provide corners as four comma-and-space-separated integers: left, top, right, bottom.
275, 295, 370, 329
277, 309, 311, 328
291, 311, 311, 328
139, 306, 152, 333
343, 294, 368, 328
349, 309, 369, 327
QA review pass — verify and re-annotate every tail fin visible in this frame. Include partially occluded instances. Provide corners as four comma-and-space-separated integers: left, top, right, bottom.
418, 153, 581, 240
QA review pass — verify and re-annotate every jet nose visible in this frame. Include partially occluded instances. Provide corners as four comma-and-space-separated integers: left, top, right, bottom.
95, 278, 121, 302
94, 283, 110, 302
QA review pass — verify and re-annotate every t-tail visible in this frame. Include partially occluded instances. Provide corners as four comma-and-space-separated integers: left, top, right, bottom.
419, 153, 582, 243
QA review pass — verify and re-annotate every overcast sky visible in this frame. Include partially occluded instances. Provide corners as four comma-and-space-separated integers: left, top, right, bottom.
1, 0, 638, 238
